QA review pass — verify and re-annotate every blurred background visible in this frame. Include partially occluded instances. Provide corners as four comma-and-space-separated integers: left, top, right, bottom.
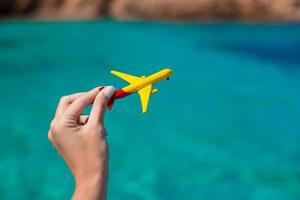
0, 0, 300, 200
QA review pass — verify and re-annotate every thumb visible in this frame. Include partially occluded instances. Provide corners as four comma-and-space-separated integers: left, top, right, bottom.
88, 86, 115, 127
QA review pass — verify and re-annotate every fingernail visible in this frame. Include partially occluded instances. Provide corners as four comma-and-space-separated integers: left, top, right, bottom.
99, 86, 105, 91
104, 86, 115, 98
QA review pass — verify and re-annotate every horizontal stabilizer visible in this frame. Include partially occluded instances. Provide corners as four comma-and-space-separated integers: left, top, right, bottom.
111, 70, 141, 84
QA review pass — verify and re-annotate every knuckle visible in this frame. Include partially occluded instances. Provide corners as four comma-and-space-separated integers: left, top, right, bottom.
59, 95, 69, 103
101, 128, 108, 137
97, 126, 107, 137
99, 126, 106, 133
47, 131, 53, 141
50, 118, 64, 133
59, 96, 66, 103
50, 119, 57, 130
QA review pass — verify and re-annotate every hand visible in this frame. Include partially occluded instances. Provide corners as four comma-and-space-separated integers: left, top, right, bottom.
48, 86, 115, 200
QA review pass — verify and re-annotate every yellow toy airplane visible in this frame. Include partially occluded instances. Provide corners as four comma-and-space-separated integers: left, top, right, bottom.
107, 68, 173, 113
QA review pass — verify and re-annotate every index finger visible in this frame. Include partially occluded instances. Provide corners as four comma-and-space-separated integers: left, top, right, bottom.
63, 87, 102, 118
55, 92, 85, 117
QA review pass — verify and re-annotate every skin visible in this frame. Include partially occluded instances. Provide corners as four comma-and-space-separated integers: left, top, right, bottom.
48, 86, 115, 200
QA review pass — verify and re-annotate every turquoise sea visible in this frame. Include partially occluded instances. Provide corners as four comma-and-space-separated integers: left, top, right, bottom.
0, 20, 299, 200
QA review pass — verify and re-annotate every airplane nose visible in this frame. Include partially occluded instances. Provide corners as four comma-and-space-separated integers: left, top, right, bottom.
164, 68, 173, 74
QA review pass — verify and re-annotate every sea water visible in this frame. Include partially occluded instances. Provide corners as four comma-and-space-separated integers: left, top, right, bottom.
0, 20, 299, 200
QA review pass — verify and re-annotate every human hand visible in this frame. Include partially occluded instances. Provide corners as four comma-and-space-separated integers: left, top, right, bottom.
48, 86, 115, 200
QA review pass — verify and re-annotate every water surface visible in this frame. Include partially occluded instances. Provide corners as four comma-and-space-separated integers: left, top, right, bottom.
0, 20, 299, 200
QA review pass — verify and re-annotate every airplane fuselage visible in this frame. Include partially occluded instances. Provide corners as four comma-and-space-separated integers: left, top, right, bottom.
112, 68, 173, 100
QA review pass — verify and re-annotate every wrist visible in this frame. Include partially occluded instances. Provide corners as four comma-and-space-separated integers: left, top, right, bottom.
73, 171, 108, 200
73, 161, 108, 200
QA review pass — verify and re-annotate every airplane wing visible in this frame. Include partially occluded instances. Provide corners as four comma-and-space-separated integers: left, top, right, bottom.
111, 70, 141, 84
137, 85, 152, 113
